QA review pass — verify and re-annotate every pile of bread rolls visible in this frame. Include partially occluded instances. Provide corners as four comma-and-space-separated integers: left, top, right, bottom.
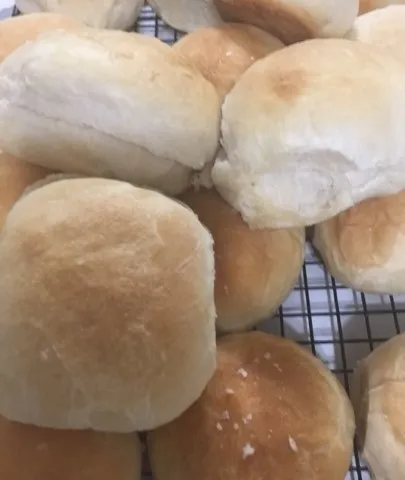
0, 0, 405, 478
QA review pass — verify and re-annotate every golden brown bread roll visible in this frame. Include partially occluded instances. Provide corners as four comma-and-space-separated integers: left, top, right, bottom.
313, 191, 405, 294
148, 331, 355, 480
0, 416, 142, 480
0, 12, 82, 63
178, 188, 304, 332
212, 0, 359, 45
0, 177, 216, 433
352, 333, 405, 480
173, 23, 284, 100
0, 151, 52, 230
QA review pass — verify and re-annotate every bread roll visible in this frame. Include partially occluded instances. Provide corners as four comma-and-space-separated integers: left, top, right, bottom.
359, 0, 405, 14
313, 191, 405, 294
213, 0, 359, 45
347, 5, 405, 62
0, 152, 53, 230
0, 416, 142, 480
0, 177, 216, 432
16, 0, 144, 30
0, 12, 81, 63
148, 331, 355, 480
0, 28, 220, 196
178, 188, 304, 332
173, 23, 284, 100
352, 334, 405, 480
212, 38, 405, 229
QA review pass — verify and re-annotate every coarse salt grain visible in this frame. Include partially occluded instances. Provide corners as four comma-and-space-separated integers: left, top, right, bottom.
226, 388, 234, 395
274, 363, 283, 372
264, 352, 271, 360
216, 422, 223, 431
288, 436, 298, 453
222, 410, 230, 420
234, 423, 239, 430
243, 414, 253, 424
242, 443, 255, 459
237, 368, 248, 378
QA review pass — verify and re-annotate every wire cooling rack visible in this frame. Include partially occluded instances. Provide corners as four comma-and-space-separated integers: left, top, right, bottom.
5, 4, 405, 479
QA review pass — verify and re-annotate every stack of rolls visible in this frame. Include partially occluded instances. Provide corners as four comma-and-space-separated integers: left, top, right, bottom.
1, 2, 405, 479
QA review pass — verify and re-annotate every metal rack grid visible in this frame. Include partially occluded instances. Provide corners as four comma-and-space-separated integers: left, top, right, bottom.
7, 4, 405, 479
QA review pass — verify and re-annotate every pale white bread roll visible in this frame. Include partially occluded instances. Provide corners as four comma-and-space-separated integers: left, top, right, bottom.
213, 0, 359, 45
148, 331, 355, 480
352, 334, 405, 480
347, 5, 405, 62
173, 23, 284, 101
178, 188, 304, 332
0, 28, 220, 196
16, 0, 144, 30
0, 151, 53, 230
0, 12, 82, 63
359, 0, 405, 14
314, 191, 405, 294
147, 0, 223, 33
0, 177, 216, 432
0, 416, 142, 480
212, 38, 405, 229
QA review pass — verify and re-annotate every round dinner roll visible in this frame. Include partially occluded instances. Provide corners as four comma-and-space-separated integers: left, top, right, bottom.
0, 177, 216, 432
178, 188, 305, 332
358, 0, 405, 14
212, 38, 405, 229
314, 191, 405, 294
212, 0, 359, 45
148, 331, 355, 480
351, 333, 405, 480
173, 23, 284, 100
0, 151, 53, 230
347, 5, 405, 62
0, 416, 142, 480
0, 28, 220, 196
0, 12, 81, 63
16, 0, 144, 30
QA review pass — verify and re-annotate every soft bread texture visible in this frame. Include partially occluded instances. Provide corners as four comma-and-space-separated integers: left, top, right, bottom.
173, 23, 284, 100
0, 416, 142, 480
15, 0, 144, 30
352, 334, 405, 480
314, 191, 405, 294
147, 0, 223, 32
212, 38, 405, 229
0, 151, 53, 230
148, 331, 355, 480
359, 0, 405, 14
0, 177, 216, 432
213, 0, 359, 45
0, 12, 82, 63
0, 28, 220, 196
178, 188, 305, 332
347, 5, 405, 62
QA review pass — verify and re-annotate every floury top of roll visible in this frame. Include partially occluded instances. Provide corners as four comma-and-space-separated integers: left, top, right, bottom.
212, 37, 405, 229
0, 27, 221, 196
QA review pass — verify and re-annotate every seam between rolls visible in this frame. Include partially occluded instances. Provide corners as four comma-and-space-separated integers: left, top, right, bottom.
10, 103, 193, 171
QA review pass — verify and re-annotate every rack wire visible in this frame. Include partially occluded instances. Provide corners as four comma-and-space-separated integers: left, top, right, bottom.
7, 4, 405, 479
